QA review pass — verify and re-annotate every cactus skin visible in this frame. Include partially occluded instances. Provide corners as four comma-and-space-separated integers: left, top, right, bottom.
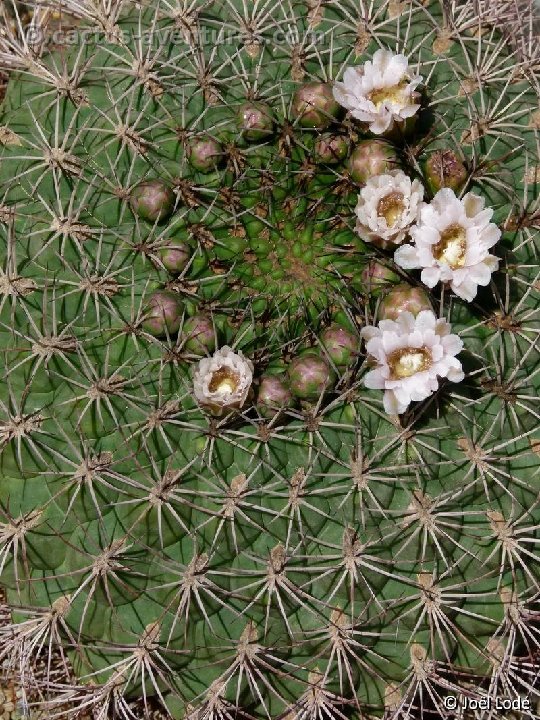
0, 1, 539, 719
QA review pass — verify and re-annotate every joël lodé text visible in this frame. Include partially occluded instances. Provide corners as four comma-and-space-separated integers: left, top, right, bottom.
444, 695, 531, 711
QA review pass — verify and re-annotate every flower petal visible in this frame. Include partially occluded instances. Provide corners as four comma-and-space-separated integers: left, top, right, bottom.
394, 243, 421, 268
364, 368, 387, 389
420, 266, 441, 287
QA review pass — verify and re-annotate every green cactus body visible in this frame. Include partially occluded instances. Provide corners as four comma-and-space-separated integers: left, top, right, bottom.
0, 1, 539, 718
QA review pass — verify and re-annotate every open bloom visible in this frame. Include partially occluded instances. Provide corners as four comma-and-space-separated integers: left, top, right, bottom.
333, 49, 422, 135
355, 170, 424, 248
193, 346, 254, 415
394, 189, 501, 302
361, 310, 464, 415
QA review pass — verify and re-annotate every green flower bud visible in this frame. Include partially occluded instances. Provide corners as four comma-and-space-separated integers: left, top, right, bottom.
348, 140, 400, 185
256, 375, 294, 418
287, 352, 335, 400
379, 284, 432, 321
183, 314, 216, 355
314, 133, 349, 164
320, 325, 359, 367
186, 135, 224, 173
130, 179, 175, 223
361, 260, 400, 295
142, 290, 183, 336
159, 239, 190, 274
424, 149, 468, 194
237, 101, 275, 141
291, 83, 340, 130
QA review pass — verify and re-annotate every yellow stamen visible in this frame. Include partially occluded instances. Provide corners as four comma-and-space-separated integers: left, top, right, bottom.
209, 367, 240, 395
388, 347, 432, 379
377, 191, 405, 227
433, 224, 467, 269
368, 81, 408, 109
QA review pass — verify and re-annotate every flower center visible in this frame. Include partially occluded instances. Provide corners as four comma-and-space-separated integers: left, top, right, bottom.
368, 81, 409, 109
377, 192, 405, 227
208, 367, 240, 395
388, 347, 432, 379
433, 224, 467, 269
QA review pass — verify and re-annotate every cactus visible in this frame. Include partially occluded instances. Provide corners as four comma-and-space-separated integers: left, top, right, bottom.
0, 1, 539, 719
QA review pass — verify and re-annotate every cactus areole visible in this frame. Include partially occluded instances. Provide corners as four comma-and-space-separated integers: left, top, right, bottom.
0, 2, 538, 719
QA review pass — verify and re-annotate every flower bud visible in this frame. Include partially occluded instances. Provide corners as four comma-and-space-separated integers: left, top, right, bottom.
291, 82, 340, 129
320, 325, 359, 368
256, 375, 293, 418
183, 314, 216, 355
130, 180, 175, 223
142, 290, 183, 336
237, 101, 275, 141
159, 239, 190, 274
287, 353, 335, 401
347, 140, 400, 185
424, 150, 468, 194
361, 260, 400, 295
186, 135, 224, 173
314, 133, 349, 164
379, 284, 432, 321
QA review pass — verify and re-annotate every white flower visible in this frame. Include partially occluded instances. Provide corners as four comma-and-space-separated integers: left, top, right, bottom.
355, 170, 424, 247
333, 49, 422, 135
193, 346, 254, 414
361, 310, 464, 415
394, 189, 501, 302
